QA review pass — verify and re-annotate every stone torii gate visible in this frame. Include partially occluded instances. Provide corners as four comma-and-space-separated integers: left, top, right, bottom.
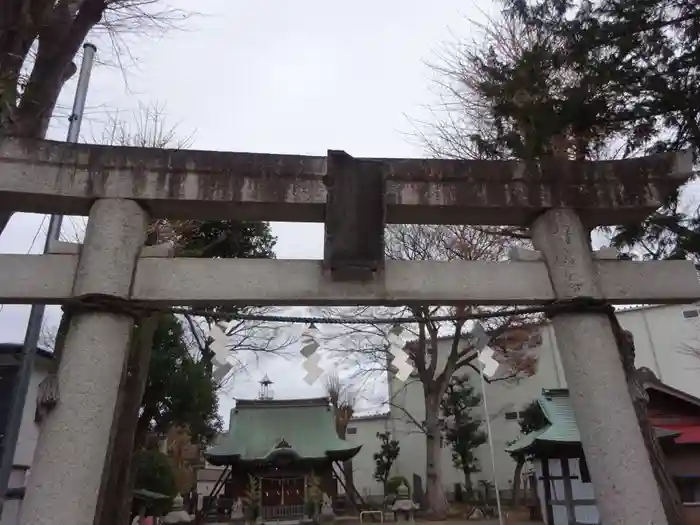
0, 138, 698, 525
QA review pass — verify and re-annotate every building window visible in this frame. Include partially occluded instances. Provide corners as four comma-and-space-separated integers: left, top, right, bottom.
346, 427, 357, 435
505, 411, 519, 420
579, 456, 591, 483
676, 477, 700, 503
683, 310, 699, 319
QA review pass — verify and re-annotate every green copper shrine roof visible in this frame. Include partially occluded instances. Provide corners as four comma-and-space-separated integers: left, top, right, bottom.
506, 389, 679, 454
205, 397, 362, 466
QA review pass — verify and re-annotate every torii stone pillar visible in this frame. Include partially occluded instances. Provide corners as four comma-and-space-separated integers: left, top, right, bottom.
20, 199, 148, 525
531, 208, 667, 525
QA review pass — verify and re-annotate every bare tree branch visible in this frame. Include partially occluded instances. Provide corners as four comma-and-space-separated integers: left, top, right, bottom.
313, 223, 541, 517
1, 0, 195, 138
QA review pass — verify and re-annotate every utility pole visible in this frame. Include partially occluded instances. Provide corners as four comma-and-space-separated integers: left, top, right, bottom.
0, 42, 96, 516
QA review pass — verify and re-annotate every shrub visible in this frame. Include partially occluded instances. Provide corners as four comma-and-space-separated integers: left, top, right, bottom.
386, 476, 410, 497
134, 449, 178, 514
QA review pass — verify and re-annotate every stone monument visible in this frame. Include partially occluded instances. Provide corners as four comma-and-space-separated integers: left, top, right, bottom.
231, 497, 245, 522
391, 481, 417, 521
162, 494, 193, 524
320, 492, 334, 521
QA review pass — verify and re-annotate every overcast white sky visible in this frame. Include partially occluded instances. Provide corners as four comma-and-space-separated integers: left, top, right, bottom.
0, 0, 499, 420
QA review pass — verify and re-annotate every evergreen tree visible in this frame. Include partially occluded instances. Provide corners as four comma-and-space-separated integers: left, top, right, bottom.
373, 431, 400, 493
507, 400, 548, 508
175, 220, 276, 260
136, 314, 222, 447
134, 449, 178, 515
517, 400, 547, 435
439, 375, 487, 495
502, 0, 700, 260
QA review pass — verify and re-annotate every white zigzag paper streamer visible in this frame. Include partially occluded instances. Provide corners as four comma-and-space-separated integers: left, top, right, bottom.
208, 316, 500, 386
470, 322, 499, 379
302, 352, 324, 385
299, 323, 324, 385
387, 324, 413, 381
208, 321, 236, 381
477, 347, 499, 378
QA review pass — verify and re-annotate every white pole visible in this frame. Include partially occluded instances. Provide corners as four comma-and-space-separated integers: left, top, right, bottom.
480, 366, 504, 525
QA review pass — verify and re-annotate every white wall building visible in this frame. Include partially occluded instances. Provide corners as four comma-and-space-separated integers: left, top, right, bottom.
0, 343, 53, 525
343, 413, 390, 499
194, 302, 700, 507
346, 302, 700, 500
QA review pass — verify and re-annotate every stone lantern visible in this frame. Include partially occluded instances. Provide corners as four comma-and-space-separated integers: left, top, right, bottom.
163, 494, 193, 524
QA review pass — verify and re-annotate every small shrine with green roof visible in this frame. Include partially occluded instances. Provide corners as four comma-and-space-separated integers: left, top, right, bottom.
203, 378, 361, 523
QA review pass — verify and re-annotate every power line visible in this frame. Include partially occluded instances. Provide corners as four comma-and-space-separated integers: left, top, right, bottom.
28, 215, 48, 254
177, 305, 543, 324
61, 295, 613, 325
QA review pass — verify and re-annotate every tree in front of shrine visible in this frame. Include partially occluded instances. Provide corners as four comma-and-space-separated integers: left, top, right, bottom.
440, 374, 487, 497
382, 225, 538, 518
136, 314, 221, 446
324, 224, 539, 518
243, 474, 261, 522
373, 431, 400, 495
507, 400, 548, 508
305, 472, 323, 520
134, 448, 178, 514
325, 373, 358, 506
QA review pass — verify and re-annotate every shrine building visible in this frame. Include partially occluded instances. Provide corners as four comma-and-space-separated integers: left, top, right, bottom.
203, 383, 361, 522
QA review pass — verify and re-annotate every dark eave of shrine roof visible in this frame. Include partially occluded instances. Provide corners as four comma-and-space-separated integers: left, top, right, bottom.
234, 397, 330, 410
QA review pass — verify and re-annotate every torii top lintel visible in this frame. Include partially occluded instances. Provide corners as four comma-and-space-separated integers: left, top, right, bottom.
0, 138, 691, 227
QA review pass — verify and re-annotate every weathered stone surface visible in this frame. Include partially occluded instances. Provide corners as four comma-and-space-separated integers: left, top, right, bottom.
49, 240, 173, 257
532, 208, 668, 525
72, 199, 148, 298
1, 255, 698, 306
0, 254, 76, 300
19, 199, 149, 525
0, 138, 692, 226
323, 150, 386, 280
47, 240, 81, 254
509, 246, 621, 261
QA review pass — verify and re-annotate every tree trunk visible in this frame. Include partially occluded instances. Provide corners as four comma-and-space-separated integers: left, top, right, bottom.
11, 48, 77, 139
95, 315, 159, 525
9, 1, 104, 139
0, 0, 37, 131
462, 469, 473, 500
343, 460, 355, 508
424, 394, 447, 519
511, 456, 525, 509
